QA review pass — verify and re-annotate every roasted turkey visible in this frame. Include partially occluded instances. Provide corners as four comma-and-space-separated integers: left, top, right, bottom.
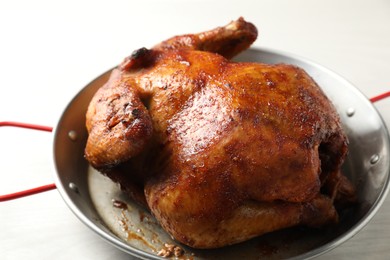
85, 18, 355, 249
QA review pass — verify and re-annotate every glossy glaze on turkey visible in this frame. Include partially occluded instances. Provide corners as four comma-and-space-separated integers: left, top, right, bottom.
85, 18, 355, 249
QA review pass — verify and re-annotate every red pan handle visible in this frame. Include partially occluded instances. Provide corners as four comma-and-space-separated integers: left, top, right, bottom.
1, 90, 390, 202
0, 121, 56, 202
370, 91, 390, 103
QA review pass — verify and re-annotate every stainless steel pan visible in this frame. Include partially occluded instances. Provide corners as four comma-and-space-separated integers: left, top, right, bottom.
2, 48, 390, 259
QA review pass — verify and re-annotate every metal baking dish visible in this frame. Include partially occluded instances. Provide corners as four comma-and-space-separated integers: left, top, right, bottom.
2, 48, 390, 259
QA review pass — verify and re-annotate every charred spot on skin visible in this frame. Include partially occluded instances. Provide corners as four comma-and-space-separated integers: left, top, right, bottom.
132, 108, 141, 118
120, 47, 152, 71
131, 47, 149, 59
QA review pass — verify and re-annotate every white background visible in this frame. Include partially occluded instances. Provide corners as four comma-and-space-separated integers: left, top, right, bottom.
1, 0, 390, 259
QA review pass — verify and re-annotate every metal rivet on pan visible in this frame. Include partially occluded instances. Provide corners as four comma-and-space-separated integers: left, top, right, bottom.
68, 130, 78, 141
370, 154, 380, 165
69, 182, 79, 193
346, 107, 355, 117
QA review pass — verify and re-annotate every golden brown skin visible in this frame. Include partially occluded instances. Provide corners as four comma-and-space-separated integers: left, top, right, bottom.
85, 18, 354, 248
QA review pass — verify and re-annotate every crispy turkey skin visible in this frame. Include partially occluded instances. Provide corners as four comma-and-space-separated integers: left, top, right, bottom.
85, 18, 355, 249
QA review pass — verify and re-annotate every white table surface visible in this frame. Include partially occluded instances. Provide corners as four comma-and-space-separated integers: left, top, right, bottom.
1, 0, 390, 259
